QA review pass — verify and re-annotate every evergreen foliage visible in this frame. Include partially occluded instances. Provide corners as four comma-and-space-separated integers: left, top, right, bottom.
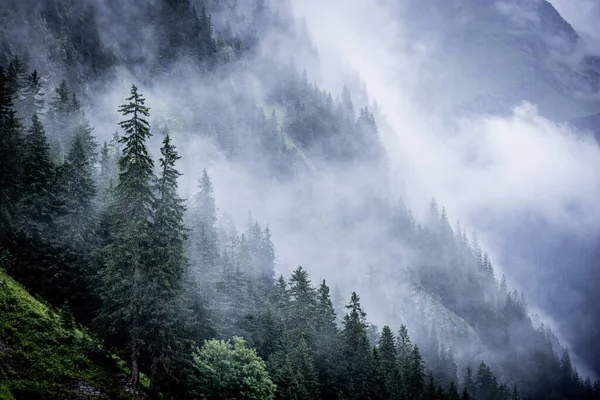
97, 85, 156, 389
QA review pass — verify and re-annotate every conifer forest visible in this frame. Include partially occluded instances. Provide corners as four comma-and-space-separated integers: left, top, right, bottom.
2, 0, 600, 399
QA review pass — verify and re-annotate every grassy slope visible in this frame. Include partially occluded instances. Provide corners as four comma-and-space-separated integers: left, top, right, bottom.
0, 268, 135, 400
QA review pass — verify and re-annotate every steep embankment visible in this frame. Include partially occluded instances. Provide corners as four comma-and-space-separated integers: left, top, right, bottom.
0, 267, 139, 400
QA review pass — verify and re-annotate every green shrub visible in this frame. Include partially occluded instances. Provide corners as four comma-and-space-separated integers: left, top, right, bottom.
188, 337, 276, 400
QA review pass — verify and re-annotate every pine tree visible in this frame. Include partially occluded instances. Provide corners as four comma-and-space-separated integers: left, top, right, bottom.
215, 245, 254, 337
97, 131, 121, 205
448, 381, 460, 400
405, 345, 425, 399
60, 132, 97, 242
73, 121, 99, 168
55, 130, 98, 320
559, 349, 575, 396
189, 169, 220, 286
6, 55, 27, 95
20, 113, 58, 232
47, 80, 71, 159
425, 375, 437, 400
475, 361, 497, 400
98, 141, 112, 203
0, 66, 23, 236
187, 168, 220, 338
276, 338, 320, 400
511, 385, 520, 400
462, 387, 471, 400
315, 280, 343, 398
97, 85, 155, 389
378, 325, 402, 399
397, 324, 414, 392
257, 224, 275, 297
146, 134, 189, 394
463, 367, 476, 398
198, 6, 216, 60
342, 292, 375, 399
498, 383, 510, 400
21, 69, 45, 121
288, 266, 317, 344
46, 80, 87, 161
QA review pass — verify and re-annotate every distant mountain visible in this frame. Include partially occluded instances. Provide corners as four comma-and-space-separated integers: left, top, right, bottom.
396, 0, 600, 120
571, 112, 600, 138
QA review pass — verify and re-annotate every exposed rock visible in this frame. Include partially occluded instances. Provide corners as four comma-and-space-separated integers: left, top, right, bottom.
77, 381, 101, 398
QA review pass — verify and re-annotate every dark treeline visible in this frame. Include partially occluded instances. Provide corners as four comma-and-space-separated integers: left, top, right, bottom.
1, 0, 600, 399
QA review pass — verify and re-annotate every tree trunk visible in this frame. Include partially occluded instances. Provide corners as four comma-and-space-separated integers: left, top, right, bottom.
131, 354, 140, 389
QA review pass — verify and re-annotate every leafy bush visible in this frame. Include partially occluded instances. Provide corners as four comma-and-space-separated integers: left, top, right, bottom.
188, 337, 276, 400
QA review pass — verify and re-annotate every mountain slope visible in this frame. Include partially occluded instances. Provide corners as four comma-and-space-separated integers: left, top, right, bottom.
0, 267, 139, 399
397, 0, 600, 119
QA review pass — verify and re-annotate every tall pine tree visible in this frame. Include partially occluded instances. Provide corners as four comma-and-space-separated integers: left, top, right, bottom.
146, 133, 189, 394
98, 85, 155, 389
342, 292, 375, 399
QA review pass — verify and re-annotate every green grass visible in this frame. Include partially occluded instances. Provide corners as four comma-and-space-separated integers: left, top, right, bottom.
0, 268, 133, 399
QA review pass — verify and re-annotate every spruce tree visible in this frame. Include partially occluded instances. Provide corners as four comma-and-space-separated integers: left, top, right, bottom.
342, 292, 375, 399
463, 367, 476, 398
198, 6, 217, 60
60, 133, 97, 241
288, 266, 318, 344
397, 323, 414, 396
73, 121, 99, 167
276, 338, 320, 400
6, 55, 27, 95
188, 168, 220, 339
98, 85, 155, 389
146, 134, 188, 394
559, 349, 575, 396
46, 80, 89, 161
47, 80, 71, 159
511, 385, 520, 400
379, 325, 402, 400
21, 69, 45, 121
0, 66, 23, 236
97, 141, 112, 203
257, 224, 275, 297
10, 112, 67, 303
425, 375, 437, 400
272, 274, 291, 315
315, 280, 343, 398
405, 345, 425, 400
56, 131, 98, 320
475, 361, 497, 400
448, 381, 460, 400
20, 113, 57, 232
461, 387, 471, 400
97, 131, 121, 206
189, 169, 219, 286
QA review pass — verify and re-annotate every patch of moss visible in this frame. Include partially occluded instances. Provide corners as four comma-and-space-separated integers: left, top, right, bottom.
0, 269, 133, 399
0, 382, 14, 400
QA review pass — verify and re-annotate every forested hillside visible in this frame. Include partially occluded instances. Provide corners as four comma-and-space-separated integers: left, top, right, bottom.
1, 0, 600, 399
